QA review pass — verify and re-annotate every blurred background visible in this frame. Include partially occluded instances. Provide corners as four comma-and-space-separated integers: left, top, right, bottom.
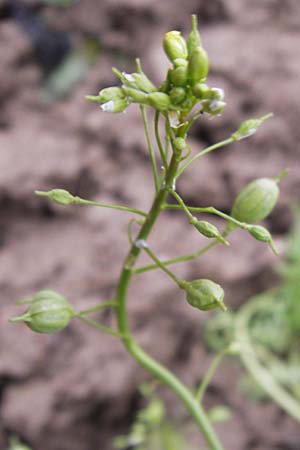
0, 1, 299, 449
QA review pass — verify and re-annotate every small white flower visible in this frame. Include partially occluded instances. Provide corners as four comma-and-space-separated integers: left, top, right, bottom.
211, 87, 225, 100
100, 101, 115, 112
122, 72, 135, 82
209, 100, 225, 112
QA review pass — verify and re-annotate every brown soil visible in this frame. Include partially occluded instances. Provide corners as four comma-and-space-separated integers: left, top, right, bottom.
0, 1, 300, 449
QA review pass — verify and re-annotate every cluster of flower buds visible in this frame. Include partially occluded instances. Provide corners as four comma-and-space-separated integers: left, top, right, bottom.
85, 15, 225, 118
10, 290, 76, 334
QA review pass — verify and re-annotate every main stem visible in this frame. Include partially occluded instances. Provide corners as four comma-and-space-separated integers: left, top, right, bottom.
115, 144, 224, 450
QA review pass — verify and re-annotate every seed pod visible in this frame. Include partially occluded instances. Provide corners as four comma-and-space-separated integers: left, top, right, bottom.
193, 220, 229, 245
163, 31, 188, 62
170, 66, 188, 87
183, 279, 226, 311
247, 224, 278, 255
232, 113, 273, 141
192, 82, 210, 99
231, 177, 279, 223
188, 47, 209, 85
35, 189, 75, 205
10, 290, 75, 334
170, 87, 186, 105
187, 15, 202, 56
147, 92, 171, 111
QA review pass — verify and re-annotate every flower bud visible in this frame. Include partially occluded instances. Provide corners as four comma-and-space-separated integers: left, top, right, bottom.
209, 87, 225, 101
182, 279, 226, 311
98, 87, 125, 103
170, 87, 186, 105
173, 137, 187, 151
173, 58, 188, 68
193, 219, 229, 245
147, 92, 171, 111
187, 15, 202, 56
163, 31, 188, 62
35, 189, 75, 205
10, 290, 75, 334
170, 66, 188, 87
192, 82, 210, 99
85, 87, 125, 104
188, 47, 209, 85
231, 177, 279, 223
130, 73, 156, 93
232, 113, 273, 141
101, 98, 129, 113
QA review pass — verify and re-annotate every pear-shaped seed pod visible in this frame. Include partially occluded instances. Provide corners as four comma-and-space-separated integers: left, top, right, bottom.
183, 279, 226, 311
231, 178, 279, 223
11, 291, 75, 334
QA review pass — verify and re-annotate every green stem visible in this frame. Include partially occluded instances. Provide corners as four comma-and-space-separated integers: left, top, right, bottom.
134, 239, 220, 274
140, 105, 160, 192
155, 111, 168, 168
176, 138, 233, 178
169, 190, 195, 222
196, 348, 228, 403
78, 301, 116, 316
165, 204, 247, 229
77, 315, 121, 338
73, 197, 147, 217
115, 140, 224, 450
143, 246, 183, 287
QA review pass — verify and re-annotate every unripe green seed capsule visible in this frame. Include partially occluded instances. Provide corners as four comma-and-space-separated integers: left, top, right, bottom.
35, 189, 75, 205
193, 220, 228, 245
231, 178, 279, 223
11, 290, 75, 334
170, 66, 188, 87
147, 92, 171, 111
183, 279, 226, 311
188, 47, 209, 85
248, 224, 272, 242
247, 224, 278, 255
163, 31, 188, 62
170, 87, 186, 105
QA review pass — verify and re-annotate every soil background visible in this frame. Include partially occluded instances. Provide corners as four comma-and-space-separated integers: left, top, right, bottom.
0, 1, 300, 449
